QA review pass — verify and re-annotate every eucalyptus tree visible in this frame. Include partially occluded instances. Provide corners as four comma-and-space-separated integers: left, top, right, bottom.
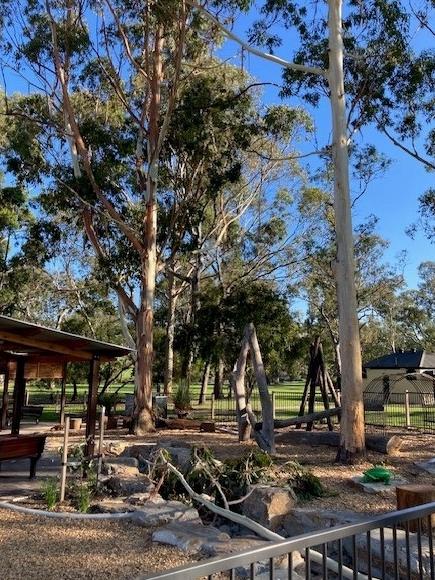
192, 0, 433, 461
159, 67, 314, 390
0, 0, 224, 433
295, 215, 405, 379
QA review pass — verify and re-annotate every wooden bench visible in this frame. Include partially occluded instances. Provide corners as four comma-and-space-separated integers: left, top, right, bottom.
0, 434, 47, 479
7, 405, 44, 425
22, 406, 44, 423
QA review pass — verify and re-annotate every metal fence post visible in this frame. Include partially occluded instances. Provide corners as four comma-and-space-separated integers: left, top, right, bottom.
211, 395, 215, 420
272, 392, 276, 420
405, 390, 411, 430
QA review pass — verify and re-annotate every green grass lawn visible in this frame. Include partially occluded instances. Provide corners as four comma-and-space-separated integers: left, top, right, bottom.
21, 380, 434, 432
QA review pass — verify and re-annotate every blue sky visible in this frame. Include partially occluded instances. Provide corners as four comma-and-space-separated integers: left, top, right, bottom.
216, 9, 433, 291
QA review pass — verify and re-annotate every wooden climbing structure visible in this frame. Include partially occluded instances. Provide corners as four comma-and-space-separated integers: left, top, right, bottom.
298, 337, 340, 431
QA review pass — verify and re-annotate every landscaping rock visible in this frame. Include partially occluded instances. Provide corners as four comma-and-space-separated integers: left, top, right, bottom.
120, 443, 157, 461
282, 508, 364, 537
95, 498, 199, 527
350, 525, 434, 577
233, 547, 305, 579
131, 501, 199, 527
350, 475, 408, 495
104, 456, 139, 467
243, 485, 295, 531
152, 521, 230, 554
415, 458, 435, 475
106, 474, 153, 496
157, 445, 191, 472
102, 462, 140, 477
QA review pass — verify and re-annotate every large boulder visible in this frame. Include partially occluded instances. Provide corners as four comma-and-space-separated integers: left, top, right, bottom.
152, 521, 230, 554
106, 474, 153, 496
120, 443, 157, 461
131, 500, 199, 527
243, 485, 295, 531
102, 458, 140, 477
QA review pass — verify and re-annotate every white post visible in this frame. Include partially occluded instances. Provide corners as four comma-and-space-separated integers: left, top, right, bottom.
272, 392, 276, 420
60, 415, 70, 503
97, 406, 106, 477
405, 390, 411, 430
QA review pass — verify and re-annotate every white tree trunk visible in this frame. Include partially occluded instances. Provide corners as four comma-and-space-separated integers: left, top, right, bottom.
164, 269, 177, 395
233, 328, 252, 441
248, 324, 275, 454
327, 0, 365, 463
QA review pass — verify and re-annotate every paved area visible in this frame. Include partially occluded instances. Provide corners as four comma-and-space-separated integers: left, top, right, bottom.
0, 423, 60, 500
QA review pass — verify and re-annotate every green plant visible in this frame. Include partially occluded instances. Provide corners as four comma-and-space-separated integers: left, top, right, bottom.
173, 382, 191, 411
284, 461, 325, 500
41, 477, 58, 510
75, 482, 91, 513
98, 392, 121, 416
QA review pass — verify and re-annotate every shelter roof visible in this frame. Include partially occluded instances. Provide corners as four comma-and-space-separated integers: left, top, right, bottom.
0, 315, 133, 362
364, 349, 435, 369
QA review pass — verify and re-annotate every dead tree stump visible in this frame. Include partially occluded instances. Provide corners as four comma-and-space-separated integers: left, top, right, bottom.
396, 484, 435, 532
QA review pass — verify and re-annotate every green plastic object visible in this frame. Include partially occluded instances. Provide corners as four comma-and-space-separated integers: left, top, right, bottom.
361, 466, 392, 485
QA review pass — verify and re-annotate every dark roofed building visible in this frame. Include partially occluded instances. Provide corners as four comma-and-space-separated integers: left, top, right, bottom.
364, 349, 435, 371
363, 349, 435, 388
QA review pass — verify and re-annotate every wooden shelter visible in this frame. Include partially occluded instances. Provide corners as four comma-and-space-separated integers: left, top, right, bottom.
0, 315, 133, 455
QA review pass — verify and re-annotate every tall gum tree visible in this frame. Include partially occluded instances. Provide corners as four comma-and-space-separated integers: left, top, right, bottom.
194, 0, 365, 461
0, 0, 208, 433
196, 0, 433, 462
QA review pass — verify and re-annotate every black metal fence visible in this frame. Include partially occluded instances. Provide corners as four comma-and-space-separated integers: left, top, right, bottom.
210, 391, 339, 425
363, 390, 435, 435
143, 501, 435, 580
25, 383, 435, 435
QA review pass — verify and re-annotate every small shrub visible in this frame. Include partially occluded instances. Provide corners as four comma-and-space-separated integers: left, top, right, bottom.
75, 482, 91, 513
173, 382, 191, 411
98, 392, 121, 416
284, 461, 325, 500
41, 477, 58, 510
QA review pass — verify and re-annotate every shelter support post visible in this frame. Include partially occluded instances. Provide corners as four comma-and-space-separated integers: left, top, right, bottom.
85, 355, 100, 457
59, 363, 67, 426
0, 364, 10, 431
11, 357, 26, 435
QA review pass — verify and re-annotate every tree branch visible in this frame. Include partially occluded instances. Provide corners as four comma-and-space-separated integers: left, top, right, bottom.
187, 1, 326, 77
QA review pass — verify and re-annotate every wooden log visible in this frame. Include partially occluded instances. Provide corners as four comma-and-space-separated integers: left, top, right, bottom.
256, 407, 342, 430
157, 418, 215, 431
396, 484, 435, 532
274, 430, 403, 455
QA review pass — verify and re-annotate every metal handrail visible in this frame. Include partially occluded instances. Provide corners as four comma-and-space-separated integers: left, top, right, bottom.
141, 501, 435, 579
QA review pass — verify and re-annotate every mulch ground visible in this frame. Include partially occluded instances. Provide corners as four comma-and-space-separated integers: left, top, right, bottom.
0, 508, 193, 580
3, 426, 434, 578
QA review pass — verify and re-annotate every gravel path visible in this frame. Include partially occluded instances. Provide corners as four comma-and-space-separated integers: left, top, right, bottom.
0, 508, 194, 580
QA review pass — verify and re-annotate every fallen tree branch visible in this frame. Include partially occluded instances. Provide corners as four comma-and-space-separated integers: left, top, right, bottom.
156, 451, 375, 579
255, 408, 341, 430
